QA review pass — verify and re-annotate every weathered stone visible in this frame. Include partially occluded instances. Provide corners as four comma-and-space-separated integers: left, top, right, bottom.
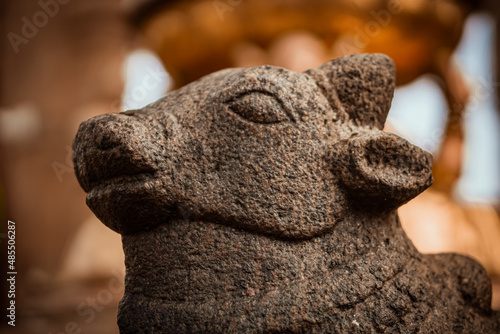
73, 53, 500, 333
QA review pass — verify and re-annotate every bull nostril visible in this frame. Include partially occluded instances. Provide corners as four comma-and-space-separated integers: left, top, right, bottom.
86, 113, 143, 151
94, 126, 122, 151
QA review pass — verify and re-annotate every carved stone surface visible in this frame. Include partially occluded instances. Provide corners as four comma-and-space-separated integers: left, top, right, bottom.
73, 54, 500, 333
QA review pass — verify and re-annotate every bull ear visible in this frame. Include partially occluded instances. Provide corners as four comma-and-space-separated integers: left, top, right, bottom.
305, 53, 396, 129
331, 132, 433, 212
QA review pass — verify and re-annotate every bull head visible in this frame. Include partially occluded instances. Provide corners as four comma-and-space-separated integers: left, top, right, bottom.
73, 53, 432, 237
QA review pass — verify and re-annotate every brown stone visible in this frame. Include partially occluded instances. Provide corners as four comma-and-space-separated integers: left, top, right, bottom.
73, 53, 500, 333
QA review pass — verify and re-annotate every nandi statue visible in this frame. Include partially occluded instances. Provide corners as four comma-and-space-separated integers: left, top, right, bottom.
73, 54, 500, 333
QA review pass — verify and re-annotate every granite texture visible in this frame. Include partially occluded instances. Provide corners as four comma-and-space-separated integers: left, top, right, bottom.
73, 53, 500, 333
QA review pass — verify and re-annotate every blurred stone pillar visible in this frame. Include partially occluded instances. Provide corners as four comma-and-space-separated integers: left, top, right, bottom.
0, 0, 130, 303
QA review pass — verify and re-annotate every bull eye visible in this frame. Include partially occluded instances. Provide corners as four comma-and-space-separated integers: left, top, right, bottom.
226, 91, 288, 124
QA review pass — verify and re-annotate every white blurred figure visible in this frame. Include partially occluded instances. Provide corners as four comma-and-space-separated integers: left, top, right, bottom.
121, 49, 171, 111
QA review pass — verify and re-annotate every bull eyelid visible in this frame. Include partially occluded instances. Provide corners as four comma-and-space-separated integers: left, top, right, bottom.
224, 89, 280, 104
224, 89, 292, 124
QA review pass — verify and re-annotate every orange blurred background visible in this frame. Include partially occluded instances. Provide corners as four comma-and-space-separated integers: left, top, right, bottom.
0, 0, 499, 333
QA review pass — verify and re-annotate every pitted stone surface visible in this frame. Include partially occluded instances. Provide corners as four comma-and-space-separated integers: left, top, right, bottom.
73, 53, 500, 333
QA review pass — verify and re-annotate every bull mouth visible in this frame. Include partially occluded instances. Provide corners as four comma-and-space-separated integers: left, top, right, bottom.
84, 171, 170, 234
74, 152, 157, 192
86, 171, 158, 193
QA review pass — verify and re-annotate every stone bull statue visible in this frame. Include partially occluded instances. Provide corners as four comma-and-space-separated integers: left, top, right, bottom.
73, 54, 500, 333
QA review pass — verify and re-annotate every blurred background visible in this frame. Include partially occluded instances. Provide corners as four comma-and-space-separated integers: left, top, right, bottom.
0, 0, 499, 333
